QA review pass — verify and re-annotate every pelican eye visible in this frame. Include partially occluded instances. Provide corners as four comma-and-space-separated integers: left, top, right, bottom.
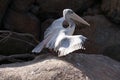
68, 10, 74, 14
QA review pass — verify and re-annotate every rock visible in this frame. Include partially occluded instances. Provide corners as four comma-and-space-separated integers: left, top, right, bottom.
84, 15, 120, 46
4, 9, 40, 39
80, 15, 120, 61
0, 53, 120, 80
11, 0, 35, 12
101, 0, 120, 24
103, 44, 120, 61
83, 4, 101, 16
36, 0, 94, 14
0, 0, 11, 28
0, 54, 36, 65
0, 31, 38, 55
73, 16, 101, 54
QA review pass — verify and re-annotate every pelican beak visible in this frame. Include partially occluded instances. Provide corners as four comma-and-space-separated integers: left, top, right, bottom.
70, 13, 90, 26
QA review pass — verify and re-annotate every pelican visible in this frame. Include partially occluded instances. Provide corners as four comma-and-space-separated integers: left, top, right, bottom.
32, 9, 90, 57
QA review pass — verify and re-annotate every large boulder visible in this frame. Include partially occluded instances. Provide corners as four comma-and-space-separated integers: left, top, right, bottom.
81, 15, 120, 61
101, 0, 120, 24
0, 53, 120, 80
4, 9, 40, 39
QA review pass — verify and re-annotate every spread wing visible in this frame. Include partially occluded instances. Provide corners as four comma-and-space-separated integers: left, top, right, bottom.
58, 35, 87, 57
32, 18, 65, 53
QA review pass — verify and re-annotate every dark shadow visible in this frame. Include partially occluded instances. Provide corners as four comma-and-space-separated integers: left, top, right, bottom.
103, 44, 120, 62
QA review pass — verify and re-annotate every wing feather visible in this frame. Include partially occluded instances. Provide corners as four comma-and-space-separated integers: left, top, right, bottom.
32, 31, 53, 53
58, 35, 87, 57
32, 17, 65, 53
32, 40, 45, 53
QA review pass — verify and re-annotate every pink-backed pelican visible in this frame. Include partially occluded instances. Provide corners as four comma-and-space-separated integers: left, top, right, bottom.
32, 9, 90, 57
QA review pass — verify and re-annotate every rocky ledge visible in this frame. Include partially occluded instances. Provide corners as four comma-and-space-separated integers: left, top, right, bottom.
0, 53, 120, 80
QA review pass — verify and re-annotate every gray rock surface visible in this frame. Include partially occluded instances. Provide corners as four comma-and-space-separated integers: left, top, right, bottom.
0, 53, 120, 80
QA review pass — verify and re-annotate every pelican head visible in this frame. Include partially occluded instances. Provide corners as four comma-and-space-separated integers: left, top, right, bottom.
63, 9, 90, 26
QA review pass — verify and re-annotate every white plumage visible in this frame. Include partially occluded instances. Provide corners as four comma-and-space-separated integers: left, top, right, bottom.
32, 9, 90, 57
